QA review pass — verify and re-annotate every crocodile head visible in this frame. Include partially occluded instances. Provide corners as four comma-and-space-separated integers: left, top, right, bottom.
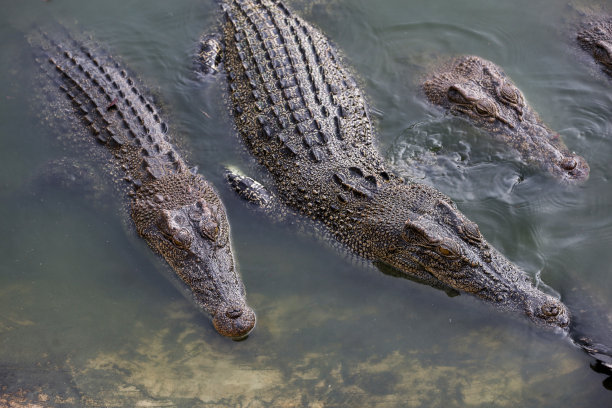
133, 179, 256, 340
422, 56, 589, 183
363, 183, 570, 330
577, 16, 612, 76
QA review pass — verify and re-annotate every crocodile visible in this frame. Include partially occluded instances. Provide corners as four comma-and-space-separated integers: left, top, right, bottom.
577, 15, 612, 78
422, 55, 589, 183
199, 0, 570, 329
33, 31, 255, 339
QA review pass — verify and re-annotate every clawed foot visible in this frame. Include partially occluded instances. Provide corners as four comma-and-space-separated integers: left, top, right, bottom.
197, 33, 223, 77
225, 167, 275, 209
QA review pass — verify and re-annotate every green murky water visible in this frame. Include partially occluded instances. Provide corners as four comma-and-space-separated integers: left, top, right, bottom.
1, 0, 611, 406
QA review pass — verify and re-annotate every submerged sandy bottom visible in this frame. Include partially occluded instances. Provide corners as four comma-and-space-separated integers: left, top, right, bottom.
1, 284, 586, 407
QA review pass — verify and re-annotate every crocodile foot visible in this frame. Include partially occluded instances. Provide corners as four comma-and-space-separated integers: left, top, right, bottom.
225, 167, 275, 209
197, 33, 224, 76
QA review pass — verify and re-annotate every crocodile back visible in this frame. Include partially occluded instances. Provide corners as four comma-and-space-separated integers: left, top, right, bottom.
222, 0, 393, 218
34, 31, 186, 186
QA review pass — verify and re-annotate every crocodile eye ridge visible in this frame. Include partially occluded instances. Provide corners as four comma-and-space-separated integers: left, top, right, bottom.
447, 86, 469, 104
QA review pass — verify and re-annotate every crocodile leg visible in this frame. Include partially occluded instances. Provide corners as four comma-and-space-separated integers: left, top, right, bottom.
225, 167, 278, 212
197, 33, 224, 76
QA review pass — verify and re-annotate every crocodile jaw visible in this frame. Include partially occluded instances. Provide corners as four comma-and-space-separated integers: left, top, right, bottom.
174, 228, 256, 339
388, 229, 570, 330
197, 243, 256, 339
515, 117, 590, 183
160, 240, 256, 339
463, 246, 570, 331
361, 183, 571, 330
186, 243, 256, 339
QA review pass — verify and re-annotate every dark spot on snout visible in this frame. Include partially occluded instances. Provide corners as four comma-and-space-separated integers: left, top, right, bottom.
226, 308, 243, 319
560, 158, 577, 171
527, 296, 570, 329
542, 304, 559, 317
212, 304, 256, 340
558, 154, 590, 183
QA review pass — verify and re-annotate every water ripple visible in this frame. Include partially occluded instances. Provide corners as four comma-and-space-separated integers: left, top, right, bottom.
376, 20, 526, 70
388, 115, 526, 202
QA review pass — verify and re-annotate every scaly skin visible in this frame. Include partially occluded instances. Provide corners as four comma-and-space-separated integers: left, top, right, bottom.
577, 15, 612, 78
205, 0, 570, 329
422, 56, 589, 183
34, 31, 255, 339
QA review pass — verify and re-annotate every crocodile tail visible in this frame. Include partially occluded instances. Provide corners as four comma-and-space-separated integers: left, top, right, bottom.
30, 28, 186, 185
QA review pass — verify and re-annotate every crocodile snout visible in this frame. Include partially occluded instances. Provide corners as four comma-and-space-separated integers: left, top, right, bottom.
525, 293, 570, 330
557, 154, 590, 183
213, 304, 256, 339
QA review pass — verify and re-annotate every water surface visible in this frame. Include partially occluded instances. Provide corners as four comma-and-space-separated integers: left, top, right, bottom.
1, 0, 611, 406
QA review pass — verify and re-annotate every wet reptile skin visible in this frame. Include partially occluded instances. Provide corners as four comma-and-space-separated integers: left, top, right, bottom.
203, 0, 570, 329
33, 31, 255, 339
577, 15, 612, 78
422, 55, 589, 183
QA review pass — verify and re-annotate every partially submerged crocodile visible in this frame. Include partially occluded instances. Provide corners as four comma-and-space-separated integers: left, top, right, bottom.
199, 0, 570, 329
422, 56, 590, 183
577, 15, 612, 78
33, 31, 255, 339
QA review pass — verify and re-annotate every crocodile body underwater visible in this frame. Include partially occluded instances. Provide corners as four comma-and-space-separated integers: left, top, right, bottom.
33, 30, 255, 339
198, 0, 570, 330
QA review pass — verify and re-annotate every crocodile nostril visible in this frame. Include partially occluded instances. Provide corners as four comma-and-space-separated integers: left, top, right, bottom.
212, 305, 256, 339
542, 305, 560, 317
226, 308, 243, 319
560, 158, 577, 171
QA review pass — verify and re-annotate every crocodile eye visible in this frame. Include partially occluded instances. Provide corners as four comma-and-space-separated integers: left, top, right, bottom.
461, 221, 482, 243
594, 42, 611, 62
499, 84, 519, 105
157, 210, 175, 237
436, 242, 461, 259
438, 246, 452, 256
474, 100, 496, 117
200, 218, 219, 241
172, 228, 193, 250
156, 210, 194, 251
195, 202, 220, 242
447, 86, 469, 104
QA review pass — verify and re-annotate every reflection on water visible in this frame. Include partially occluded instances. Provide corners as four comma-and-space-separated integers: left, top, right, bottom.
1, 0, 612, 406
